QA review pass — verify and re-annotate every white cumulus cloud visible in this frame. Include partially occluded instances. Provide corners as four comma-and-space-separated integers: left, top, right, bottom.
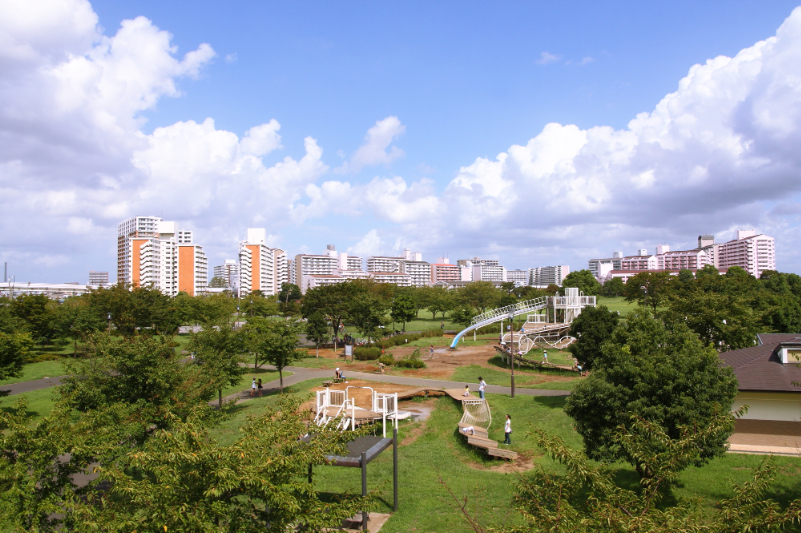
337, 116, 406, 173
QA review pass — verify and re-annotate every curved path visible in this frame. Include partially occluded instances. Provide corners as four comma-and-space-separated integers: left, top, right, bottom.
232, 366, 570, 402
2, 366, 570, 400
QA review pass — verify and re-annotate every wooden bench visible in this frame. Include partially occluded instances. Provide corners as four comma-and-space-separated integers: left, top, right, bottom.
487, 447, 518, 459
458, 423, 488, 438
468, 436, 498, 449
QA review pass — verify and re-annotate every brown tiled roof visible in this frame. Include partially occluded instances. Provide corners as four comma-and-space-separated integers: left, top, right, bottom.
719, 334, 801, 393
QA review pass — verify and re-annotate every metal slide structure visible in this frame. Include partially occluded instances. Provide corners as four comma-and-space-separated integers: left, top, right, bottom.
449, 289, 596, 350
449, 297, 548, 348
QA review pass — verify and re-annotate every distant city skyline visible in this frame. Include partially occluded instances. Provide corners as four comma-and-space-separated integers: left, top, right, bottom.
2, 0, 801, 283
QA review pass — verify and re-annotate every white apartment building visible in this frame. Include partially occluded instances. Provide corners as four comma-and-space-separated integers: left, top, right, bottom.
213, 259, 239, 289
239, 228, 276, 297
367, 256, 403, 273
273, 249, 288, 291
472, 263, 506, 282
620, 252, 659, 271
366, 249, 429, 287
506, 269, 528, 287
117, 216, 207, 296
529, 265, 570, 286
718, 229, 776, 278
370, 271, 412, 287
294, 253, 338, 282
88, 271, 108, 286
400, 261, 431, 287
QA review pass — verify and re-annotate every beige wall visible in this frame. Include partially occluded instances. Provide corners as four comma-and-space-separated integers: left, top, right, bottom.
733, 392, 801, 422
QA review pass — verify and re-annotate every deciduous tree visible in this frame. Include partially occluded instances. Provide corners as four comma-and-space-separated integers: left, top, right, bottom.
564, 310, 738, 474
567, 305, 619, 370
562, 269, 602, 297
623, 271, 673, 312
245, 318, 304, 392
390, 293, 416, 331
305, 311, 329, 357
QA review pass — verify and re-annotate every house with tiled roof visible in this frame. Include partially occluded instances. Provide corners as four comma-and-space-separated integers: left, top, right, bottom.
720, 334, 801, 422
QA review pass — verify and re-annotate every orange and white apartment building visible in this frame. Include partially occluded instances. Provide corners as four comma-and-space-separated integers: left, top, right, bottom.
117, 216, 208, 296
238, 228, 288, 297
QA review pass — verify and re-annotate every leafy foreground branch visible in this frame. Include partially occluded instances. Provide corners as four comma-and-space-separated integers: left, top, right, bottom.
0, 396, 373, 532
452, 413, 801, 533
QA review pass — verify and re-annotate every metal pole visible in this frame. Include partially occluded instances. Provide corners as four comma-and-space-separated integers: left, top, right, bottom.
393, 427, 399, 511
510, 313, 515, 399
308, 463, 312, 484
361, 451, 368, 531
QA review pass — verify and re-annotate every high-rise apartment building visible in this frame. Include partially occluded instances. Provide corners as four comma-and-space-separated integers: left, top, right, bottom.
117, 216, 207, 296
528, 265, 570, 286
366, 249, 429, 287
273, 249, 288, 291
506, 269, 528, 287
213, 260, 239, 288
431, 258, 460, 284
718, 229, 776, 278
239, 228, 277, 297
89, 271, 108, 286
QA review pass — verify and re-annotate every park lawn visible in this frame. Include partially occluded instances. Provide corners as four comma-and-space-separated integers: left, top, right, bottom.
219, 369, 283, 398
451, 364, 581, 390
0, 387, 61, 425
0, 360, 66, 386
596, 296, 638, 315
390, 309, 460, 332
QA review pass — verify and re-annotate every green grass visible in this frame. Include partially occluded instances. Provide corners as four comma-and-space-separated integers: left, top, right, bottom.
451, 363, 580, 390
220, 369, 283, 398
0, 387, 60, 424
0, 360, 66, 386
596, 296, 638, 315
389, 309, 460, 332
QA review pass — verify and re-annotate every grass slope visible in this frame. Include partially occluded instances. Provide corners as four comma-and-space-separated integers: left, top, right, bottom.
0, 360, 65, 386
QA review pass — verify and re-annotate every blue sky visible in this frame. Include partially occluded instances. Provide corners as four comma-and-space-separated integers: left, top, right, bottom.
2, 0, 801, 281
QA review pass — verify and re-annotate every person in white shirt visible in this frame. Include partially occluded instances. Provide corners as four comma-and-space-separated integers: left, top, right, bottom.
504, 414, 512, 445
478, 377, 486, 400
251, 378, 256, 397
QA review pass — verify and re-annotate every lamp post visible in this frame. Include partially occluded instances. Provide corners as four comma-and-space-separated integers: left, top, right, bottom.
106, 312, 112, 334
509, 311, 515, 399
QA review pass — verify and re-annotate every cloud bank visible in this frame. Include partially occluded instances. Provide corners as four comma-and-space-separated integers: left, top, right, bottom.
3, 0, 801, 280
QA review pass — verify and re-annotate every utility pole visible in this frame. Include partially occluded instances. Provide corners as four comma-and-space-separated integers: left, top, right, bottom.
509, 311, 515, 398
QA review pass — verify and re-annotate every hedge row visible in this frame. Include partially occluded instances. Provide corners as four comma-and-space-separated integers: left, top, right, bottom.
354, 346, 382, 361
376, 329, 442, 349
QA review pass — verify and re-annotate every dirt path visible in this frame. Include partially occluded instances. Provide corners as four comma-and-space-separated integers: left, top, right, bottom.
303, 343, 578, 387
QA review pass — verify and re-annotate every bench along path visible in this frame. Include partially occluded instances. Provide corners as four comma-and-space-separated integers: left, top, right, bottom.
444, 389, 518, 460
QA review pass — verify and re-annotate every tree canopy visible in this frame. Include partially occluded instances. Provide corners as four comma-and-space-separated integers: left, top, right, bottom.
564, 310, 738, 474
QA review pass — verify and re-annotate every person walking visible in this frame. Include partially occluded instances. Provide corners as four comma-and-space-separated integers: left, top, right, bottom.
478, 377, 486, 400
504, 414, 512, 445
542, 349, 549, 364
429, 345, 435, 360
257, 378, 263, 397
251, 378, 256, 397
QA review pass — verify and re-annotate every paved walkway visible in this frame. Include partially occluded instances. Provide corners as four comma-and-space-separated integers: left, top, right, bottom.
1, 365, 570, 400
224, 366, 570, 402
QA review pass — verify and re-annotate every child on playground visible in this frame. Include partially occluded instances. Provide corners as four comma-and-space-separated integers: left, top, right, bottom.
542, 349, 549, 364
257, 378, 263, 396
463, 384, 470, 397
251, 378, 256, 397
504, 414, 512, 445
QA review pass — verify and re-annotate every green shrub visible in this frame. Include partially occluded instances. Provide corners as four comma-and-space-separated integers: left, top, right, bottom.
354, 346, 381, 361
394, 348, 427, 369
395, 358, 426, 369
378, 353, 395, 366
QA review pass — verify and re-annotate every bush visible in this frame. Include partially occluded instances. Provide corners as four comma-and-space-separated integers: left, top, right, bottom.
353, 346, 381, 361
395, 358, 426, 369
394, 348, 427, 369
375, 329, 443, 349
378, 353, 394, 366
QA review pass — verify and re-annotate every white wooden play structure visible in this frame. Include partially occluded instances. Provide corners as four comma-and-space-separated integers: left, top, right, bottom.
314, 386, 412, 437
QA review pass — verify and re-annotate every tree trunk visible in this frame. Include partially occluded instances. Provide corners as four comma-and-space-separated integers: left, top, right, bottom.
279, 368, 284, 393
218, 389, 222, 408
316, 343, 319, 358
